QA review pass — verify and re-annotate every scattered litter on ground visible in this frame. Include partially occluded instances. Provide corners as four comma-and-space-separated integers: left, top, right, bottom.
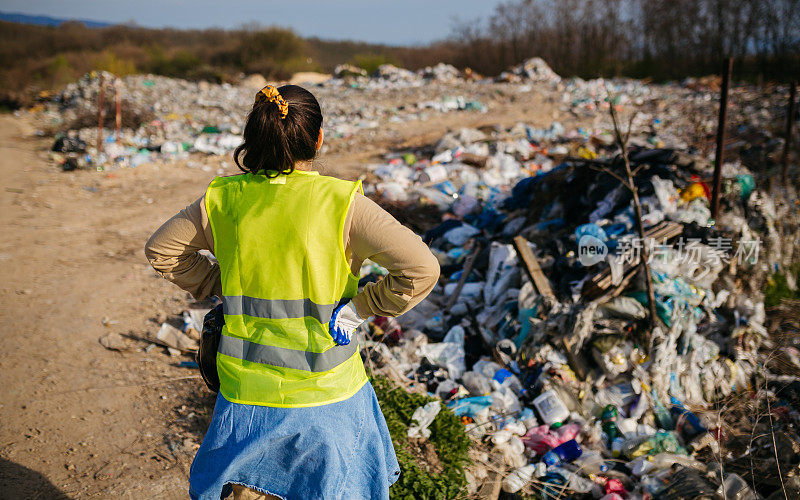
98, 332, 130, 351
64, 56, 800, 498
356, 99, 800, 497
31, 61, 793, 177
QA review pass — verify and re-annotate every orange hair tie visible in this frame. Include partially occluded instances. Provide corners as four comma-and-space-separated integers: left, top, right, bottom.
255, 85, 289, 119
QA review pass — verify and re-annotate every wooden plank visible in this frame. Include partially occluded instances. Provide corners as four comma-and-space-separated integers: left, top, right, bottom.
513, 236, 555, 300
444, 241, 484, 313
581, 221, 683, 299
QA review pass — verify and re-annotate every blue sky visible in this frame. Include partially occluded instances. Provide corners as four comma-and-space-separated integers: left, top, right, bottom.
1, 0, 504, 45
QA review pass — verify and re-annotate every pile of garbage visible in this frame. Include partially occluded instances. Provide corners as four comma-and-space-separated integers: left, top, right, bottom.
421, 63, 464, 83
328, 63, 466, 90
497, 58, 562, 85
330, 59, 560, 89
39, 70, 488, 170
357, 116, 800, 498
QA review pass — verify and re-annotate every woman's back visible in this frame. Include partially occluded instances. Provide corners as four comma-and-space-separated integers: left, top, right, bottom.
145, 84, 439, 500
207, 169, 367, 407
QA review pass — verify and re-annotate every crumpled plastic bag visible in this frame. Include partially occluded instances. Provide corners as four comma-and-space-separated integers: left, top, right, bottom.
598, 296, 647, 320
442, 224, 480, 246
156, 322, 198, 351
416, 325, 466, 378
407, 401, 441, 439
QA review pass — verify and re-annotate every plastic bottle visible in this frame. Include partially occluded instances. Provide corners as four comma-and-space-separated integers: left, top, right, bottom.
600, 405, 621, 441
533, 389, 570, 425
647, 453, 705, 473
717, 472, 759, 500
541, 439, 582, 466
572, 449, 609, 474
651, 389, 674, 430
669, 398, 706, 441
501, 464, 535, 493
548, 467, 604, 496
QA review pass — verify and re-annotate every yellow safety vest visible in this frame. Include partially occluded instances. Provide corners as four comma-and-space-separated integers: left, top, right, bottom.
205, 169, 368, 407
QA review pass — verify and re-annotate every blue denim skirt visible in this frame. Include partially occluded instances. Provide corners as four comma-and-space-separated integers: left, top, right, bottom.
189, 382, 400, 500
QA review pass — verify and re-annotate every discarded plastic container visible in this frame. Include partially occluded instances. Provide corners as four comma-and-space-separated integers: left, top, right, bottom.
572, 450, 609, 474
541, 439, 582, 466
669, 400, 706, 442
533, 390, 570, 425
629, 453, 706, 476
407, 401, 441, 439
716, 472, 759, 500
501, 464, 535, 493
540, 472, 569, 500
651, 389, 674, 430
549, 467, 603, 496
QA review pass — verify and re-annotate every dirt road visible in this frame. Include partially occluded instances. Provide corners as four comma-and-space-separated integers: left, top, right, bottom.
0, 112, 224, 498
0, 90, 563, 498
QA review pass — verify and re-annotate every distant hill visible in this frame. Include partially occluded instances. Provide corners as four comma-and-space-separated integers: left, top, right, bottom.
0, 11, 112, 28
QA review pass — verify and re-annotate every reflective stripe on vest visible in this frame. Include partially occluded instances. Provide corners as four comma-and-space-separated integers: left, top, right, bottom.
206, 170, 368, 407
218, 335, 357, 372
223, 295, 336, 324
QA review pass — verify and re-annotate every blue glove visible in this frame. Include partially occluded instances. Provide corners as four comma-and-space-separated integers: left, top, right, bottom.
328, 299, 365, 345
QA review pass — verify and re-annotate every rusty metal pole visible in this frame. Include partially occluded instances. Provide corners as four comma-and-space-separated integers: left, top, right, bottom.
115, 78, 122, 145
97, 74, 105, 154
711, 57, 732, 221
781, 81, 797, 186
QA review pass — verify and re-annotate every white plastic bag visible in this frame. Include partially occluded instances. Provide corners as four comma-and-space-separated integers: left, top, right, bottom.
407, 401, 441, 439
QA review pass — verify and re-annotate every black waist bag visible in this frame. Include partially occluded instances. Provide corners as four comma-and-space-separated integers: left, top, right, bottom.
197, 303, 224, 393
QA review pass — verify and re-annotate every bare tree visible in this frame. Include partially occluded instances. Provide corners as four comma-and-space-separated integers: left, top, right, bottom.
591, 97, 660, 336
448, 0, 799, 82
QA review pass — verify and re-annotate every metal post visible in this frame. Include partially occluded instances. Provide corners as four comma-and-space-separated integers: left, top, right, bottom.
115, 78, 122, 145
782, 81, 797, 186
97, 74, 105, 154
711, 57, 732, 221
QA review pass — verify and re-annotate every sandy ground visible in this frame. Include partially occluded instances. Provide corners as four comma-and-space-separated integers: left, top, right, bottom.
0, 90, 567, 498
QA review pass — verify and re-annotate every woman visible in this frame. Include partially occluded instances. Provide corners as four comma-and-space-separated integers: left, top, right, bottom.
145, 84, 440, 500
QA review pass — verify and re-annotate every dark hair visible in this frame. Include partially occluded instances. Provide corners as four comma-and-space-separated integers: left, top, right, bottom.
234, 85, 322, 177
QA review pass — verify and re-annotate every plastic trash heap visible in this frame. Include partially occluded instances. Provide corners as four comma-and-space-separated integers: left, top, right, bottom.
357, 116, 800, 498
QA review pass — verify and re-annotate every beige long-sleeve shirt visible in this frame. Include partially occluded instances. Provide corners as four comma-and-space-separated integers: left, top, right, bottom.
145, 190, 440, 319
